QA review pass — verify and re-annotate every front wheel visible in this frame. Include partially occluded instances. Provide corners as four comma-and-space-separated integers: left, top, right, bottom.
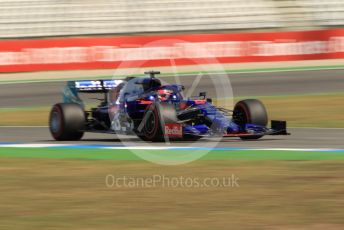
136, 102, 178, 142
233, 99, 268, 140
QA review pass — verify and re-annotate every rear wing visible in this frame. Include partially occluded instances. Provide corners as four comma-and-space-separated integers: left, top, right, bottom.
67, 79, 124, 93
63, 79, 124, 105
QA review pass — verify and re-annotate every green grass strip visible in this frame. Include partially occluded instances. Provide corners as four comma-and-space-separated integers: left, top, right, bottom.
0, 148, 343, 161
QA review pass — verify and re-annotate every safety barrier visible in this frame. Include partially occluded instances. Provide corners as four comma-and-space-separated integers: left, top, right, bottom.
0, 29, 343, 72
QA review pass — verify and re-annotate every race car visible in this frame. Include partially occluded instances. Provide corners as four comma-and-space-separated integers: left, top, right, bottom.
49, 71, 288, 142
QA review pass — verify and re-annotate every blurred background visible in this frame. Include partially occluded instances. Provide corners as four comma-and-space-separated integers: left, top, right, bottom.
0, 0, 343, 38
0, 0, 343, 127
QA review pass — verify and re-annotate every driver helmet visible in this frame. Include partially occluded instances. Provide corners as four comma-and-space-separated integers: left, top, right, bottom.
157, 89, 174, 101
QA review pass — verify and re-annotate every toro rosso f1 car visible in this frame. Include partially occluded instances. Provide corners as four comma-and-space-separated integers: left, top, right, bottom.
49, 71, 288, 142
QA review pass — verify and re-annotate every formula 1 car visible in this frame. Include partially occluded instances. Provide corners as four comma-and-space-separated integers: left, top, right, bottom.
49, 71, 288, 142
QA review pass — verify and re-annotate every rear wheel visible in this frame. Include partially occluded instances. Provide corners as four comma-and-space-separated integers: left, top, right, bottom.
233, 99, 268, 140
49, 103, 85, 141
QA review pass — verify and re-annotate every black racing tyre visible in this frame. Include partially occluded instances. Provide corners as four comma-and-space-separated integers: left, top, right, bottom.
137, 102, 178, 142
49, 103, 85, 141
233, 99, 268, 140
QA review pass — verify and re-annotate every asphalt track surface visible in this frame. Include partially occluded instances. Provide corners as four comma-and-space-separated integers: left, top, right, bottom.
0, 69, 343, 107
0, 127, 343, 149
0, 69, 343, 148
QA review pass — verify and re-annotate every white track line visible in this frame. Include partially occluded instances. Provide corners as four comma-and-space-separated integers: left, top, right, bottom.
104, 146, 175, 150
0, 144, 71, 148
0, 144, 343, 152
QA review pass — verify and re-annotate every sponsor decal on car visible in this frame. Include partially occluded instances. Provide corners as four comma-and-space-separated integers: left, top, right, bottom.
164, 124, 183, 138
